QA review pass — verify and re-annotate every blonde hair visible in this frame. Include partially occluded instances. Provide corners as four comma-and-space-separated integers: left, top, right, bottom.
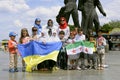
19, 28, 29, 43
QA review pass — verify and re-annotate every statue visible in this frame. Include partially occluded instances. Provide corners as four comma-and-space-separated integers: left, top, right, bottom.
56, 0, 80, 28
78, 0, 106, 36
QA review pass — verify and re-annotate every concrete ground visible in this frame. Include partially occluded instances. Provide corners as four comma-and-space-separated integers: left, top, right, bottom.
0, 51, 120, 80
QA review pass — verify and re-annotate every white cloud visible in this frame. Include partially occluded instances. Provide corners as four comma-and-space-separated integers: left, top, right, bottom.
103, 0, 120, 21
26, 6, 61, 18
13, 20, 23, 27
0, 0, 30, 13
95, 0, 120, 25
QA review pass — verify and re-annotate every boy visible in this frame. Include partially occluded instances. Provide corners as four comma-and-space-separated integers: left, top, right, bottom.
58, 31, 68, 70
87, 35, 97, 69
8, 32, 18, 72
75, 29, 86, 70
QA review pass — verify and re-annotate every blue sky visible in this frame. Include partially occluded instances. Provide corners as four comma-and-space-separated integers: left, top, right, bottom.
0, 0, 120, 41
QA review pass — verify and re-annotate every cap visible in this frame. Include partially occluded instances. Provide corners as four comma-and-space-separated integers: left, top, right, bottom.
9, 32, 17, 37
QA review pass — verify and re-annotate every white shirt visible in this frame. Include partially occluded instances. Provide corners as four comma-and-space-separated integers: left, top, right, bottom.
67, 38, 76, 44
42, 25, 58, 38
58, 26, 70, 40
75, 34, 86, 41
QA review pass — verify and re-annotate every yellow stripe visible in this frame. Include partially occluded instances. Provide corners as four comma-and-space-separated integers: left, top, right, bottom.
23, 51, 59, 72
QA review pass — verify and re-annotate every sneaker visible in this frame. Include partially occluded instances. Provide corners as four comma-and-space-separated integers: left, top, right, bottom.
9, 69, 15, 73
76, 66, 81, 70
15, 68, 19, 72
22, 67, 26, 72
97, 67, 101, 70
103, 64, 108, 68
86, 65, 91, 69
91, 66, 96, 70
100, 67, 104, 70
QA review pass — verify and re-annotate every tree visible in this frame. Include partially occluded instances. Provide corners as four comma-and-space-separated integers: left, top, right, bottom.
101, 20, 120, 32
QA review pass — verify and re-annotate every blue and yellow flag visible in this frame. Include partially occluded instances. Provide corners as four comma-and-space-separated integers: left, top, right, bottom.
17, 41, 62, 72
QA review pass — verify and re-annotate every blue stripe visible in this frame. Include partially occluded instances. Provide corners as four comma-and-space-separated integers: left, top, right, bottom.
17, 41, 62, 58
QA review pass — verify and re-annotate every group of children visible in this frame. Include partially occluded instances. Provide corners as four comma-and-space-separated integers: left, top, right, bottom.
8, 17, 107, 72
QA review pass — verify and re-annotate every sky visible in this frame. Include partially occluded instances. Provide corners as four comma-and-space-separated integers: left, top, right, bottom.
0, 0, 120, 41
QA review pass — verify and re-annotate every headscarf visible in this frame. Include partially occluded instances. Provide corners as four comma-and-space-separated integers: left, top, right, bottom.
59, 17, 68, 29
34, 18, 42, 34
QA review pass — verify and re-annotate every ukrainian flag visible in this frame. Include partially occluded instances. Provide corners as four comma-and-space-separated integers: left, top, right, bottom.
17, 41, 62, 72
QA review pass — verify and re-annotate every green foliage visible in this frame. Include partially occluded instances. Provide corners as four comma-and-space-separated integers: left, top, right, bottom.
68, 24, 75, 31
101, 24, 113, 32
101, 20, 120, 32
68, 20, 120, 33
108, 20, 120, 28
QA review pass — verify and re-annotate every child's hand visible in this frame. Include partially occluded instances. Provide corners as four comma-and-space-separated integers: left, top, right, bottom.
30, 38, 34, 41
17, 53, 21, 56
12, 42, 17, 48
42, 41, 46, 44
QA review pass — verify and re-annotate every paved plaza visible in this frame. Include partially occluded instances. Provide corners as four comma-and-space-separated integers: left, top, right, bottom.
0, 51, 120, 80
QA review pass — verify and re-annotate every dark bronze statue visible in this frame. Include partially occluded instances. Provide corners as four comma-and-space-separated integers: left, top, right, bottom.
56, 0, 80, 28
78, 0, 106, 36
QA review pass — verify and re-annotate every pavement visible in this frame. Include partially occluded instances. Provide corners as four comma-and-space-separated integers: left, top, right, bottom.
0, 51, 120, 80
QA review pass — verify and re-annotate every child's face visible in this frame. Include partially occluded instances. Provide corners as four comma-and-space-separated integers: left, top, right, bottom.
10, 36, 15, 40
60, 19, 65, 24
48, 21, 53, 26
36, 21, 40, 25
90, 37, 94, 41
53, 33, 56, 37
78, 31, 83, 35
59, 34, 64, 39
32, 30, 37, 35
22, 31, 28, 37
70, 34, 75, 39
41, 33, 44, 37
98, 32, 102, 36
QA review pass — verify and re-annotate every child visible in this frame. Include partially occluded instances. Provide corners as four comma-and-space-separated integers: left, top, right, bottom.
19, 28, 30, 72
87, 35, 97, 69
51, 30, 60, 42
58, 17, 70, 40
75, 28, 86, 70
34, 18, 42, 35
67, 32, 79, 70
8, 32, 18, 72
31, 27, 41, 41
57, 31, 68, 70
96, 30, 106, 70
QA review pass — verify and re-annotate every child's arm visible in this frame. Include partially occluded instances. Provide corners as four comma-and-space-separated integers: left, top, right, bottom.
8, 41, 16, 49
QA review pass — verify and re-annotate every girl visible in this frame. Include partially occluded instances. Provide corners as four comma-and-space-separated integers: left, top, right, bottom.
58, 17, 70, 40
34, 18, 42, 35
31, 27, 41, 41
97, 30, 106, 70
19, 28, 30, 72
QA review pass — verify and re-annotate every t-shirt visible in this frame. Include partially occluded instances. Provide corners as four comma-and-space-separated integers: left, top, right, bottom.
21, 37, 30, 44
75, 34, 85, 41
8, 39, 17, 54
58, 26, 70, 39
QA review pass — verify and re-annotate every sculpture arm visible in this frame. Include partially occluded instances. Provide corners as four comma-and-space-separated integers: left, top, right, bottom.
96, 0, 106, 16
78, 0, 84, 11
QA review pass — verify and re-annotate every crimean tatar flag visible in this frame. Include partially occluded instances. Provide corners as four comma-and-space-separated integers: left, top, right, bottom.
17, 41, 62, 72
66, 41, 94, 55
